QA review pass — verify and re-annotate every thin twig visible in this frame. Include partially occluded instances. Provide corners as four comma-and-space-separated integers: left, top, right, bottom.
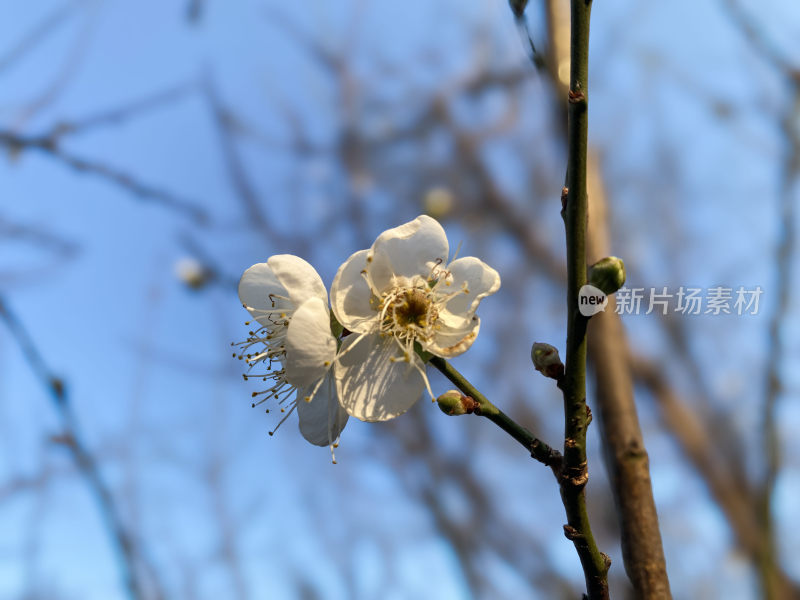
51, 82, 198, 137
429, 357, 562, 470
719, 4, 800, 598
0, 130, 208, 223
0, 1, 77, 74
0, 296, 152, 600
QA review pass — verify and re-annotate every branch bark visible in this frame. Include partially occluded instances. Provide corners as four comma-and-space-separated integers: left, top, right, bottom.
558, 1, 610, 597
430, 357, 562, 470
586, 155, 671, 598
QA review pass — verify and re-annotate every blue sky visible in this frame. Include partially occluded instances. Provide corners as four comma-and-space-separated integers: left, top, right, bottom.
1, 1, 799, 598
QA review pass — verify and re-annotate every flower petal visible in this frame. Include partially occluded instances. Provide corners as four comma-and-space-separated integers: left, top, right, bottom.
367, 215, 449, 292
440, 256, 501, 318
267, 254, 328, 306
297, 372, 348, 446
330, 249, 377, 334
285, 297, 337, 388
238, 262, 290, 327
335, 333, 425, 421
425, 315, 481, 358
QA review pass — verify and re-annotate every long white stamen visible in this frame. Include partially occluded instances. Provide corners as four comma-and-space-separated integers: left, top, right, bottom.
268, 402, 297, 436
333, 331, 370, 362
359, 258, 383, 298
302, 372, 328, 406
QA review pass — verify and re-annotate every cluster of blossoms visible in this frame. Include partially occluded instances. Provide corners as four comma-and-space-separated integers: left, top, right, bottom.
233, 215, 500, 460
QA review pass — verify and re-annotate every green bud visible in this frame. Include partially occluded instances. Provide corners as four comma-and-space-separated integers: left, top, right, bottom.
531, 342, 564, 380
436, 390, 476, 416
588, 256, 626, 296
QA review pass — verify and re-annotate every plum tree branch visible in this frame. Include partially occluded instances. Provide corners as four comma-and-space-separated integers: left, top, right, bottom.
430, 357, 562, 470
557, 0, 610, 597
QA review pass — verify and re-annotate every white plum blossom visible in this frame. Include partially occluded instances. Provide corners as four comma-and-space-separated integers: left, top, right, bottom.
234, 255, 348, 452
330, 215, 500, 422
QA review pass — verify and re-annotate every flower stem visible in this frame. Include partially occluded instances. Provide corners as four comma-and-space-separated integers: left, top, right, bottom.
429, 356, 561, 469
558, 0, 610, 597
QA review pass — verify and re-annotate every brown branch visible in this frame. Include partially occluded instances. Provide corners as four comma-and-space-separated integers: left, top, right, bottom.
202, 74, 272, 233
436, 99, 566, 284
585, 155, 671, 598
631, 355, 800, 598
754, 86, 800, 600
718, 4, 800, 597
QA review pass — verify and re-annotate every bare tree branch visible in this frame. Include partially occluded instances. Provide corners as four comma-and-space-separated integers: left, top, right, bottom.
0, 130, 208, 223
0, 295, 162, 600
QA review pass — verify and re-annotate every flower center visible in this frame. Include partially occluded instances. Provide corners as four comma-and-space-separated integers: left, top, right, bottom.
380, 286, 438, 344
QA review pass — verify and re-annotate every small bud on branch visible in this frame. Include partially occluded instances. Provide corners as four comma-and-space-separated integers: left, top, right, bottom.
587, 256, 626, 296
436, 390, 478, 416
531, 342, 565, 380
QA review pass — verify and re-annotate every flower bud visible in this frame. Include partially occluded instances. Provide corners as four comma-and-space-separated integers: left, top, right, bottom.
436, 390, 475, 416
175, 257, 211, 290
531, 342, 564, 380
423, 186, 455, 220
588, 256, 626, 296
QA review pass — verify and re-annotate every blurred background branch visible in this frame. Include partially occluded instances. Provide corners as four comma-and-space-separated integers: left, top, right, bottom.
0, 296, 160, 600
0, 1, 798, 599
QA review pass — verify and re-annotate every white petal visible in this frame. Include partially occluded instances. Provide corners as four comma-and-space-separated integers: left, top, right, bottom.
425, 316, 481, 358
238, 262, 290, 327
267, 254, 328, 306
335, 333, 425, 421
297, 372, 348, 446
285, 297, 337, 388
440, 256, 501, 318
330, 249, 377, 334
367, 215, 449, 292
